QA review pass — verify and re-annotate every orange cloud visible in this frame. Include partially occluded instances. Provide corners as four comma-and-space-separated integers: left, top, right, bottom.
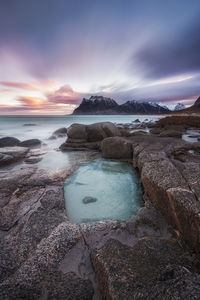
18, 96, 44, 108
0, 81, 38, 91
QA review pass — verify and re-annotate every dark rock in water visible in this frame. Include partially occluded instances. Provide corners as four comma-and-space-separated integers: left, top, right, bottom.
82, 196, 97, 204
23, 123, 37, 126
19, 139, 41, 147
134, 118, 140, 123
91, 238, 200, 299
49, 127, 67, 139
0, 146, 29, 166
24, 156, 43, 164
0, 137, 20, 147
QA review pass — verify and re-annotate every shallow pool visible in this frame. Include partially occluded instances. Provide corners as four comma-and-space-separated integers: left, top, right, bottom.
64, 158, 142, 223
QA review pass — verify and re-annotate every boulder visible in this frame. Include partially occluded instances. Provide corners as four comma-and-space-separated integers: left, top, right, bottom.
119, 129, 131, 137
61, 122, 121, 150
0, 137, 20, 147
101, 137, 132, 159
50, 127, 67, 139
19, 139, 41, 147
67, 123, 88, 140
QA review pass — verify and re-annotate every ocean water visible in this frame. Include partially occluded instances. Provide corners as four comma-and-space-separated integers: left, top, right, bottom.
0, 114, 163, 171
64, 158, 142, 223
0, 115, 162, 147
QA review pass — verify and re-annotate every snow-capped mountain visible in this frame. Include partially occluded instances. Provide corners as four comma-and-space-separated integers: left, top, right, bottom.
73, 96, 170, 115
174, 103, 185, 111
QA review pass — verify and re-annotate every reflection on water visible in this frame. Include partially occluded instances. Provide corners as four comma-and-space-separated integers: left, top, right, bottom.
64, 159, 142, 223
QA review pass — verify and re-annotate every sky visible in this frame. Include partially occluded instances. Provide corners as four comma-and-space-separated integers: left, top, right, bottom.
0, 0, 200, 115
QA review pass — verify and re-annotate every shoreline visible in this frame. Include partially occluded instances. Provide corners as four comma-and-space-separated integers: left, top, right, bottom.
0, 116, 200, 299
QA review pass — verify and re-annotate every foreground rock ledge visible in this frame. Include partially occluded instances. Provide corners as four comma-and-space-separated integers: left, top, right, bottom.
101, 135, 200, 253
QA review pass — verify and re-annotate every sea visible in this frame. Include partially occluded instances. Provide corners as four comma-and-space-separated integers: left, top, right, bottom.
0, 114, 162, 145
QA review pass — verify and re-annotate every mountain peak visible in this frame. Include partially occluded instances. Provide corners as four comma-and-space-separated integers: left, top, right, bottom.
194, 96, 200, 106
73, 96, 170, 115
174, 103, 185, 111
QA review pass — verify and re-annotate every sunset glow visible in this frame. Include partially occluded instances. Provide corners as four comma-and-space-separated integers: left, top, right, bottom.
0, 0, 200, 114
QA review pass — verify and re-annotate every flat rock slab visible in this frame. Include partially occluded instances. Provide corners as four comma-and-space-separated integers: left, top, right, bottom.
92, 238, 200, 299
0, 146, 29, 165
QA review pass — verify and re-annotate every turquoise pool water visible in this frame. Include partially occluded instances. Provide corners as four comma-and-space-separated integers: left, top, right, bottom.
64, 158, 142, 223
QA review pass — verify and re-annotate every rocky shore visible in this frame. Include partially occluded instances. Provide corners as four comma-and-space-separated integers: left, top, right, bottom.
0, 115, 200, 299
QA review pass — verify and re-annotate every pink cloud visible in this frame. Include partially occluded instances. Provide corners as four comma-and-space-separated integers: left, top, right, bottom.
0, 81, 38, 91
46, 84, 81, 104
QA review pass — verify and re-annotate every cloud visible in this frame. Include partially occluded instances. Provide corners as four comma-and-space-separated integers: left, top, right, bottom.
132, 18, 200, 79
46, 84, 81, 104
18, 96, 45, 108
0, 81, 38, 90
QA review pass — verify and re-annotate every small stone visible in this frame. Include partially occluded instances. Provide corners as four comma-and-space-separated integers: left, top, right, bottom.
82, 196, 97, 204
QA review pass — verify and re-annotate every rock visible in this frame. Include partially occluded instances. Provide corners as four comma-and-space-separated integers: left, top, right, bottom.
0, 137, 20, 147
24, 156, 43, 164
82, 196, 97, 204
101, 137, 132, 159
61, 122, 121, 150
0, 147, 29, 166
130, 135, 200, 252
87, 122, 121, 142
49, 127, 67, 139
23, 123, 37, 126
157, 115, 200, 128
130, 130, 148, 136
159, 129, 182, 138
150, 127, 163, 134
67, 123, 88, 140
134, 118, 140, 122
119, 129, 131, 137
91, 238, 200, 299
19, 139, 41, 147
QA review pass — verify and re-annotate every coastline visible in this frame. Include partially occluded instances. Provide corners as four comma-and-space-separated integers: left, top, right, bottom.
0, 115, 200, 299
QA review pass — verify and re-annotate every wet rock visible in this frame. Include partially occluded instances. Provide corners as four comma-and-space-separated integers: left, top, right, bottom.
0, 146, 29, 166
82, 196, 97, 204
134, 118, 140, 123
0, 137, 20, 147
101, 137, 132, 159
159, 129, 182, 138
157, 115, 200, 128
61, 122, 121, 150
130, 130, 148, 136
150, 127, 163, 134
49, 127, 67, 139
19, 139, 41, 147
23, 123, 37, 126
119, 129, 131, 137
131, 135, 200, 252
24, 156, 43, 164
91, 238, 200, 299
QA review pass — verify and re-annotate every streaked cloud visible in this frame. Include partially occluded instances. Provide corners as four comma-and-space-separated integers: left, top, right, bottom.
0, 81, 38, 90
